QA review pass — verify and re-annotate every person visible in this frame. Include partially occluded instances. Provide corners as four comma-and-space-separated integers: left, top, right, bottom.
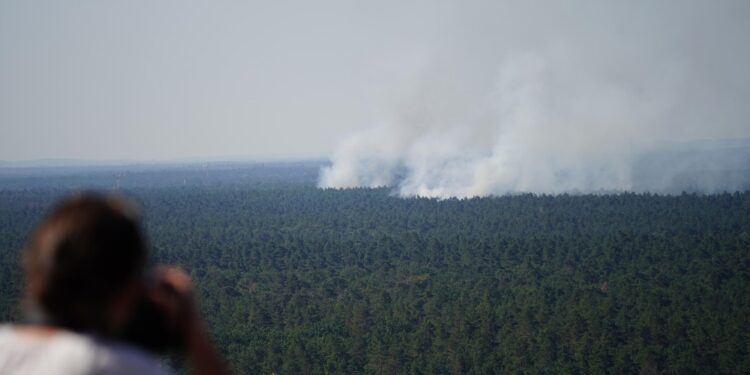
0, 194, 232, 375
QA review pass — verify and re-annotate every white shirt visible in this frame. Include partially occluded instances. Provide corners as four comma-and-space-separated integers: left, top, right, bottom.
0, 325, 173, 375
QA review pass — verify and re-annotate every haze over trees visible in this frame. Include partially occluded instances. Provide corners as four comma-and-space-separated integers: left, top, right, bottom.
1, 163, 749, 374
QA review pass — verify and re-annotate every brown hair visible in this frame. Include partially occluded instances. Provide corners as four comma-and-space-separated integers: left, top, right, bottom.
23, 193, 147, 334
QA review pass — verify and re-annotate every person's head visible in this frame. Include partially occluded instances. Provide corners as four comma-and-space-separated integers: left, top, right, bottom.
23, 193, 147, 336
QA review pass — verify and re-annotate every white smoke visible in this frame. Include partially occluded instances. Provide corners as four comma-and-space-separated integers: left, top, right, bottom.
319, 1, 750, 197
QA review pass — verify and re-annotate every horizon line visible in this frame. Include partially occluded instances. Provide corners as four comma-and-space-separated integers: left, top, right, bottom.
0, 155, 330, 168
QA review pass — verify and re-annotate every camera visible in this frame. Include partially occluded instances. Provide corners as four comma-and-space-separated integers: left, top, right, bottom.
120, 272, 186, 353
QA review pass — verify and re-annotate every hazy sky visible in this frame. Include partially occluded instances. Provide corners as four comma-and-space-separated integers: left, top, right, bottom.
1, 1, 444, 161
1, 1, 749, 163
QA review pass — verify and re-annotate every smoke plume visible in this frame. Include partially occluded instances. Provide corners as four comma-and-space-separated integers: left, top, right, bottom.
319, 1, 750, 197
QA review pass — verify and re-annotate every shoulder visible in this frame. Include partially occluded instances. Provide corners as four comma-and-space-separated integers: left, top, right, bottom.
91, 338, 174, 375
0, 325, 173, 375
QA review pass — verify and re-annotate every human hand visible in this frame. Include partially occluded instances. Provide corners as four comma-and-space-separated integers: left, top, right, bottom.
148, 266, 232, 375
148, 265, 198, 331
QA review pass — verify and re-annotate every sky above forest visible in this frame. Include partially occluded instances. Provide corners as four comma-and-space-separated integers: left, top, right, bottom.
1, 1, 749, 168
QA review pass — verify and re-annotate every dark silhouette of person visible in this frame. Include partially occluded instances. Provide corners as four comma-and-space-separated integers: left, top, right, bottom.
0, 194, 232, 375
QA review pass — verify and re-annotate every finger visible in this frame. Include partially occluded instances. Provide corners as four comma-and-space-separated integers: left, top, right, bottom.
154, 265, 194, 295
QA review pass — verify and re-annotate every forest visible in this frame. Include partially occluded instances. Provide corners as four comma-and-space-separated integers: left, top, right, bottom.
1, 163, 749, 374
